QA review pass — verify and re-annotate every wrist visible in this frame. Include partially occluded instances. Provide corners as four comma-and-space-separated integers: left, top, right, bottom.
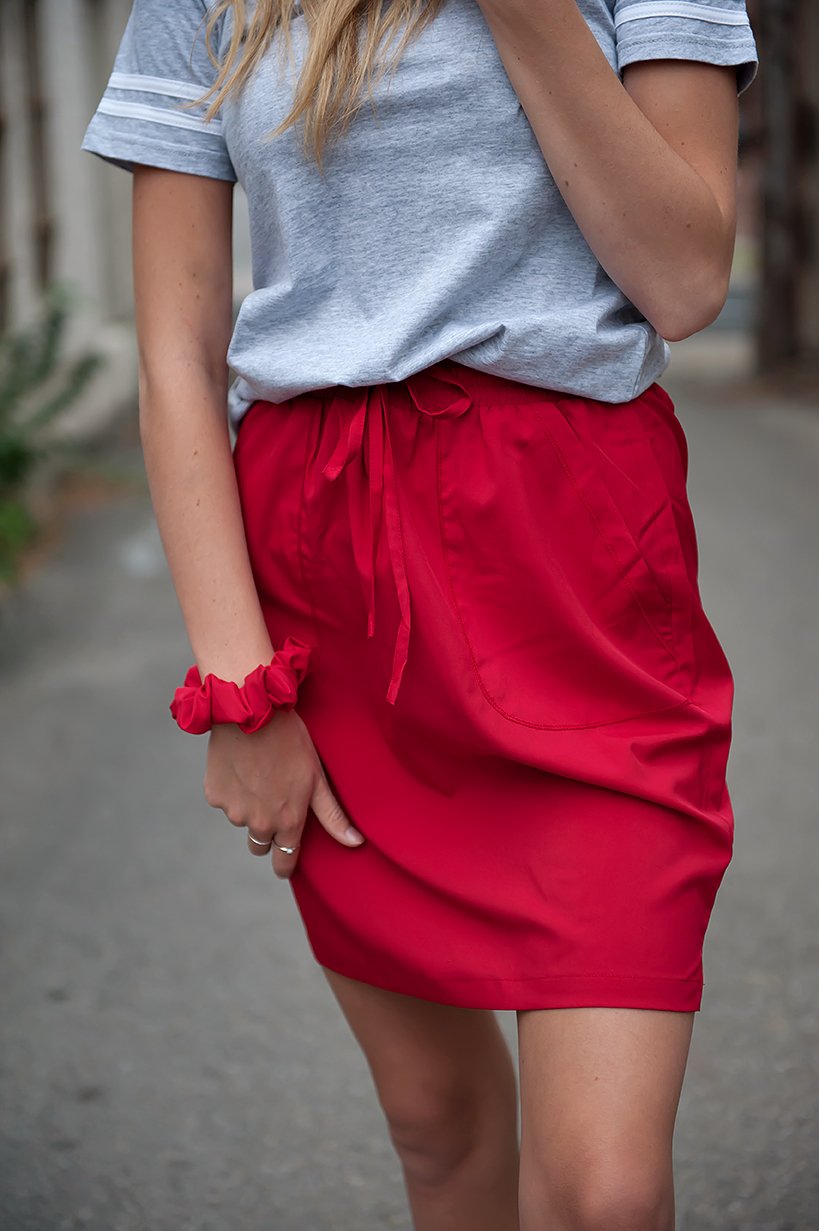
169, 637, 314, 735
193, 641, 276, 687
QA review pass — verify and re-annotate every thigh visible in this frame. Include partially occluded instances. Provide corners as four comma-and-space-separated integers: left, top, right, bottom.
320, 966, 517, 1123
517, 1006, 693, 1187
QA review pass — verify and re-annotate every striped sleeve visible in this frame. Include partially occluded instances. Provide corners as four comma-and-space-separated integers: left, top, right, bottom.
613, 0, 760, 96
80, 0, 236, 181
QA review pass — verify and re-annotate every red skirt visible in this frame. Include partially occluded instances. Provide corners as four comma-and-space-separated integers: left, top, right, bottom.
232, 359, 735, 1012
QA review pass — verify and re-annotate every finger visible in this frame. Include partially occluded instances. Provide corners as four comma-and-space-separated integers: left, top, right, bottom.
310, 772, 365, 846
269, 816, 303, 878
270, 834, 301, 880
247, 831, 273, 857
271, 830, 300, 856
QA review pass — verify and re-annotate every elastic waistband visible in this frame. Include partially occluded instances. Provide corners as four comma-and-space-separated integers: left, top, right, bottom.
288, 358, 625, 409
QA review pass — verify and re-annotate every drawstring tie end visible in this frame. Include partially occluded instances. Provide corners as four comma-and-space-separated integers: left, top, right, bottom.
321, 366, 472, 706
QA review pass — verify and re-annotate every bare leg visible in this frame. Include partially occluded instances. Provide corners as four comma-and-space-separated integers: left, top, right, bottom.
517, 1007, 694, 1231
321, 966, 520, 1231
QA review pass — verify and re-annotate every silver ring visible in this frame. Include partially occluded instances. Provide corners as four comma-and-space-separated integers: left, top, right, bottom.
272, 838, 299, 855
248, 833, 272, 849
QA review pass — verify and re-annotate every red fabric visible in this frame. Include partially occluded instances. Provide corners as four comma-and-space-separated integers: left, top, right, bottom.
318, 367, 473, 704
169, 637, 313, 734
231, 359, 736, 1012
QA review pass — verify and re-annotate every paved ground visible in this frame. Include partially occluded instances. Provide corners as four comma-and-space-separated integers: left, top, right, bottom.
1, 358, 817, 1230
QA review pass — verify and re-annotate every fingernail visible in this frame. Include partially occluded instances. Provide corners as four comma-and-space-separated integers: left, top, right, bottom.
345, 825, 365, 843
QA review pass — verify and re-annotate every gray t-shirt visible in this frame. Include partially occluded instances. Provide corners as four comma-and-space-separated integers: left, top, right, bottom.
81, 0, 759, 431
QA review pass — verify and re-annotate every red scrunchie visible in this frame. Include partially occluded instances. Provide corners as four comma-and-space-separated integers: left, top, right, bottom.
169, 637, 314, 735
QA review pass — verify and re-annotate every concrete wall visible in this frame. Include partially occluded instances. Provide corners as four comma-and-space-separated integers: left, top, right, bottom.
0, 0, 135, 438
0, 0, 252, 442
797, 5, 819, 362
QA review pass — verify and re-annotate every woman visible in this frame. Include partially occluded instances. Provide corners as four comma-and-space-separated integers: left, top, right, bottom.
82, 1, 759, 1227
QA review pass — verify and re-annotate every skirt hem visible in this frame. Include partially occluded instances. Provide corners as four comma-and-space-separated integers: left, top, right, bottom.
312, 948, 704, 1013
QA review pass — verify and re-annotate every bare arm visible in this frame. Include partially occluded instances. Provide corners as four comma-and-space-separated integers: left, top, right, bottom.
132, 166, 363, 871
133, 166, 273, 684
474, 0, 742, 341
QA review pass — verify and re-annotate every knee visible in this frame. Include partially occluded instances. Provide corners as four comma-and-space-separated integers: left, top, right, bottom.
380, 1081, 481, 1189
520, 1159, 673, 1231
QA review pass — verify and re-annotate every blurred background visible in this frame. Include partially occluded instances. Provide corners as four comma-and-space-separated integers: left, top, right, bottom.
1, 2, 817, 1230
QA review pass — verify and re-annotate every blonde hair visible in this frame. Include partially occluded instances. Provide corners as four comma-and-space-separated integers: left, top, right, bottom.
185, 0, 445, 172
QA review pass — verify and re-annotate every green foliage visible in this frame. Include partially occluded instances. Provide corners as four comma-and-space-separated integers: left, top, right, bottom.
0, 281, 106, 581
0, 499, 36, 583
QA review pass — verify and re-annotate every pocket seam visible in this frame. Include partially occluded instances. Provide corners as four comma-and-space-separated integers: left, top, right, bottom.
541, 421, 683, 675
624, 442, 675, 609
434, 421, 692, 732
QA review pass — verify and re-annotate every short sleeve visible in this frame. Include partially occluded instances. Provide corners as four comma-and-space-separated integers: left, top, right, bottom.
613, 0, 760, 97
80, 0, 237, 181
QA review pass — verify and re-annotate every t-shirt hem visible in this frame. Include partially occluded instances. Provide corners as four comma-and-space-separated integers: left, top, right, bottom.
80, 129, 237, 182
616, 32, 759, 95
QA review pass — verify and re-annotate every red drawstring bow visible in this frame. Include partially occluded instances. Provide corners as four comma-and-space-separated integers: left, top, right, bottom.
320, 366, 473, 706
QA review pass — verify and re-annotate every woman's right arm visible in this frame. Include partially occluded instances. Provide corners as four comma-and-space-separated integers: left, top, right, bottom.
132, 165, 364, 872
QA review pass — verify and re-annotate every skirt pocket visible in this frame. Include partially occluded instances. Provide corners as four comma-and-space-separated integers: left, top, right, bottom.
435, 385, 698, 730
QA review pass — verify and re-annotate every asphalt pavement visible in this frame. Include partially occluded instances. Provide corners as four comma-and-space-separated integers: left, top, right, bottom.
1, 356, 817, 1231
